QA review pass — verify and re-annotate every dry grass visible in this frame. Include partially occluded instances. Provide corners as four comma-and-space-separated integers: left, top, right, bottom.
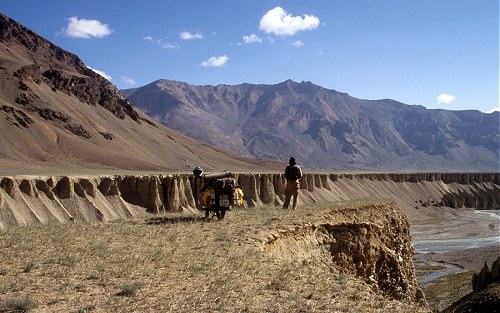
0, 202, 429, 312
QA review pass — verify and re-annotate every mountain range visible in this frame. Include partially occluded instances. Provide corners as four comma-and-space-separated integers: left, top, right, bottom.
0, 13, 280, 174
123, 79, 499, 171
0, 12, 498, 174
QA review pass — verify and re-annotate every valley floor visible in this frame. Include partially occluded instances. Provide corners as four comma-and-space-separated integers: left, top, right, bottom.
411, 209, 500, 311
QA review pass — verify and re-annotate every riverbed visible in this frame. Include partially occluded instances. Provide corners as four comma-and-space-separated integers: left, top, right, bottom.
411, 209, 500, 288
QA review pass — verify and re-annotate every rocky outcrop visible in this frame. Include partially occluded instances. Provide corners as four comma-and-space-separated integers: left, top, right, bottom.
442, 257, 500, 313
1, 12, 142, 131
0, 104, 34, 128
115, 175, 165, 213
472, 257, 500, 292
261, 202, 426, 303
14, 64, 141, 126
0, 15, 86, 73
0, 177, 18, 198
441, 186, 500, 210
0, 172, 498, 229
442, 284, 500, 313
40, 68, 140, 123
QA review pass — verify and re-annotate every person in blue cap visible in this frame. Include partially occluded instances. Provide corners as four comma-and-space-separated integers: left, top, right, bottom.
283, 157, 302, 209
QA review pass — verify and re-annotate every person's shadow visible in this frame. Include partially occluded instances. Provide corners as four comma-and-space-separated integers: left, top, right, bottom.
145, 215, 211, 224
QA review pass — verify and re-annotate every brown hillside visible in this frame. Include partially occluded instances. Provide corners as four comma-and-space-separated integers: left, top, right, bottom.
0, 13, 282, 174
123, 79, 500, 171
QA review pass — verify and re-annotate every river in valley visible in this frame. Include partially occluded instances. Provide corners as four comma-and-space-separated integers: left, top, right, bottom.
411, 209, 500, 287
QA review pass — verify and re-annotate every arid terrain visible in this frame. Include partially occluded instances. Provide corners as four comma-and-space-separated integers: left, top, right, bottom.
0, 172, 498, 312
0, 12, 498, 313
0, 201, 430, 313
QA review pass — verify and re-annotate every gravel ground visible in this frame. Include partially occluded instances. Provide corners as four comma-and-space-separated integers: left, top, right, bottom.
429, 244, 500, 272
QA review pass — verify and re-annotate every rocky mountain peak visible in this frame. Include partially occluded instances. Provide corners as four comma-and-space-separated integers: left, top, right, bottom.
0, 13, 91, 76
0, 13, 141, 123
124, 79, 499, 171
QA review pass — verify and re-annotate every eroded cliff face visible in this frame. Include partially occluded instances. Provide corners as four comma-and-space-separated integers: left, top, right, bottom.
0, 175, 195, 229
235, 172, 499, 214
260, 202, 426, 303
0, 172, 498, 229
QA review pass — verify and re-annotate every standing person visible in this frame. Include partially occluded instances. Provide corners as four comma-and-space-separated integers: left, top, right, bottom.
283, 157, 302, 209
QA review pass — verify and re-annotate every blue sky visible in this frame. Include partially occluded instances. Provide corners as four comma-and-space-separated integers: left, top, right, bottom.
1, 1, 498, 113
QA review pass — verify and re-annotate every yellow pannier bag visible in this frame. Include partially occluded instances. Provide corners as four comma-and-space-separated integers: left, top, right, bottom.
200, 187, 215, 207
234, 187, 244, 206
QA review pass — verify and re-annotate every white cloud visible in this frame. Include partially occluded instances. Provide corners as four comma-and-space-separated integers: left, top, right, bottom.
259, 6, 320, 36
243, 34, 262, 44
87, 66, 112, 80
162, 42, 178, 49
486, 106, 500, 113
143, 36, 161, 44
201, 55, 228, 68
292, 40, 304, 47
121, 76, 137, 86
63, 16, 112, 38
436, 93, 456, 105
144, 36, 178, 49
180, 31, 204, 40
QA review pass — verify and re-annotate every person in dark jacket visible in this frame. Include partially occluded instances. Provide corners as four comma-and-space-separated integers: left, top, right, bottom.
283, 157, 302, 209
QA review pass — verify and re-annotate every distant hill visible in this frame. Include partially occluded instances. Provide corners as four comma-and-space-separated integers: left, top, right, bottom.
123, 79, 499, 171
0, 13, 280, 173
